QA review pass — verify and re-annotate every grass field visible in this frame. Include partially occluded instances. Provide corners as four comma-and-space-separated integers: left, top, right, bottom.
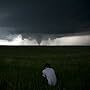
0, 46, 89, 90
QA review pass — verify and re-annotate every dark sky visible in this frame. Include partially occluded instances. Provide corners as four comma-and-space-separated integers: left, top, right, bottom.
0, 0, 89, 34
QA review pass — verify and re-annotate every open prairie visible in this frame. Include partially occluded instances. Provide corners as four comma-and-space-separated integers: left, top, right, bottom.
0, 46, 89, 90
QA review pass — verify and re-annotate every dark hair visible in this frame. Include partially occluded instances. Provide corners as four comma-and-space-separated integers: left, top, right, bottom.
44, 63, 51, 68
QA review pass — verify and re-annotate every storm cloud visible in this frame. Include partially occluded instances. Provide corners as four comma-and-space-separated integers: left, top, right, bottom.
0, 32, 89, 46
0, 0, 89, 45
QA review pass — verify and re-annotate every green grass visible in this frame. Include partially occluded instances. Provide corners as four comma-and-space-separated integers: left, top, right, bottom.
0, 46, 89, 90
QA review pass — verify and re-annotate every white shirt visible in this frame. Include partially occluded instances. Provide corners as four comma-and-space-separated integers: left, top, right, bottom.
42, 67, 57, 86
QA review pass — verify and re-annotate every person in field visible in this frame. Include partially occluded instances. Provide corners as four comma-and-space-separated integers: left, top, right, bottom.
42, 63, 57, 86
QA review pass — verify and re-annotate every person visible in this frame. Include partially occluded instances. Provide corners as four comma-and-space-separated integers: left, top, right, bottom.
42, 63, 57, 86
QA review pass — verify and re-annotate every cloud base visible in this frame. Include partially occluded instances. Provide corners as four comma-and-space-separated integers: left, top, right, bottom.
0, 34, 89, 46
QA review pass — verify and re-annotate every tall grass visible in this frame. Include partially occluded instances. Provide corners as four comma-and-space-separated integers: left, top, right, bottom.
0, 46, 89, 90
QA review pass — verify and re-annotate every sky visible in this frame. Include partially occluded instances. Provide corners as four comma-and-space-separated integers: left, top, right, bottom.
0, 0, 89, 45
